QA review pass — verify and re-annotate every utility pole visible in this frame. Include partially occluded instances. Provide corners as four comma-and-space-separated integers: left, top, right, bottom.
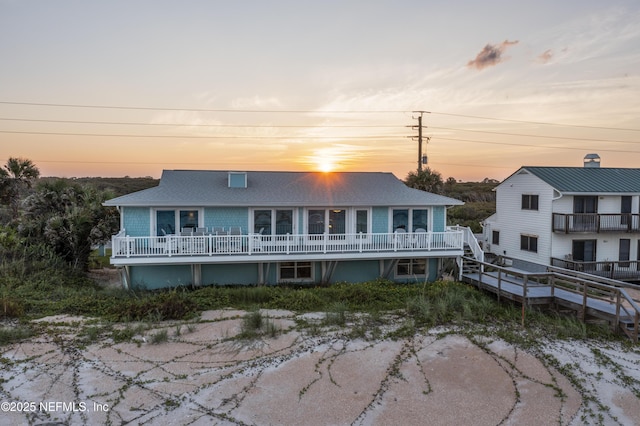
410, 111, 430, 172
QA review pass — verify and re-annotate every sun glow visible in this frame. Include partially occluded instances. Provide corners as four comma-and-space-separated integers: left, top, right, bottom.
317, 157, 336, 172
309, 146, 351, 173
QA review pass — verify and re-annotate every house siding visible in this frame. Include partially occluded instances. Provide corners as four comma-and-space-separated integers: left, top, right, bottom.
372, 207, 389, 233
205, 207, 249, 233
332, 260, 381, 283
123, 207, 151, 237
127, 258, 444, 287
490, 170, 553, 265
202, 263, 258, 285
130, 265, 192, 290
432, 206, 445, 232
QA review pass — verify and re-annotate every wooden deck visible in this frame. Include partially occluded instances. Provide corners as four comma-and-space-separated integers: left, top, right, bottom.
461, 257, 640, 342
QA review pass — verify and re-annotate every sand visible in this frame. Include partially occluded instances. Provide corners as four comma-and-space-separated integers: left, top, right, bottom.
1, 310, 638, 425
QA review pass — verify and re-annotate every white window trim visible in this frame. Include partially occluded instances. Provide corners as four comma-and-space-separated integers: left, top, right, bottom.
304, 207, 353, 234
278, 261, 315, 283
395, 258, 428, 278
150, 207, 204, 235
389, 207, 432, 232
249, 207, 298, 235
353, 208, 372, 234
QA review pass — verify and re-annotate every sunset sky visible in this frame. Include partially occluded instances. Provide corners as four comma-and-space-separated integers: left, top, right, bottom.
1, 0, 639, 182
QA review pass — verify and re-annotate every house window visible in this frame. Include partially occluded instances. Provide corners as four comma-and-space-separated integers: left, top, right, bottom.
521, 194, 539, 210
179, 210, 199, 230
356, 210, 368, 233
279, 262, 313, 282
392, 208, 428, 232
253, 209, 294, 235
572, 240, 596, 262
619, 239, 631, 268
574, 196, 597, 214
396, 258, 427, 277
155, 209, 200, 236
621, 196, 632, 226
492, 230, 500, 245
520, 235, 538, 252
308, 209, 325, 234
329, 209, 346, 234
307, 209, 347, 234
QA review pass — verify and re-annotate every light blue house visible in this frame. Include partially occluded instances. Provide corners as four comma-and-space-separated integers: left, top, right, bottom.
104, 170, 470, 289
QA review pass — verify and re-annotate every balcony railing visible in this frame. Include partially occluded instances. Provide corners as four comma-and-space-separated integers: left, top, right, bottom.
550, 257, 640, 281
552, 213, 640, 233
111, 230, 464, 259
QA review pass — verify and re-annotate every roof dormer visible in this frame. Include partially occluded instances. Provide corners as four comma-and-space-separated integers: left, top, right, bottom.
228, 171, 247, 188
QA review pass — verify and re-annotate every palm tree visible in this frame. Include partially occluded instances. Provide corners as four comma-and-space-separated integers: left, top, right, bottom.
404, 167, 444, 194
21, 179, 118, 270
0, 157, 40, 221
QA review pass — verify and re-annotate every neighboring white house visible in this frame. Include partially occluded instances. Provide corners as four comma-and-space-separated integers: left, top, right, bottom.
104, 169, 474, 289
482, 155, 640, 280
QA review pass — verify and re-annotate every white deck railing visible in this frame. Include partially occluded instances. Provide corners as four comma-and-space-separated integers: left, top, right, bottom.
111, 230, 464, 258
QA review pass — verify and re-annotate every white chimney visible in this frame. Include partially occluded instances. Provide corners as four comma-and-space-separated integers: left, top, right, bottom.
583, 153, 601, 168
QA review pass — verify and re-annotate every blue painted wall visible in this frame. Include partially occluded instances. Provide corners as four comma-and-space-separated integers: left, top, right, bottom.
372, 207, 388, 233
204, 207, 249, 233
130, 265, 192, 289
126, 257, 447, 288
123, 207, 150, 237
202, 263, 258, 285
332, 260, 380, 283
432, 206, 446, 232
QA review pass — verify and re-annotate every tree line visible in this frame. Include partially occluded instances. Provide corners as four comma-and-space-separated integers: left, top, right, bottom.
0, 158, 121, 271
404, 168, 497, 233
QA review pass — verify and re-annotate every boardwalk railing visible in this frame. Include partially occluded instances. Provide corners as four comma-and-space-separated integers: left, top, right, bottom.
111, 230, 464, 258
462, 257, 640, 342
550, 257, 640, 281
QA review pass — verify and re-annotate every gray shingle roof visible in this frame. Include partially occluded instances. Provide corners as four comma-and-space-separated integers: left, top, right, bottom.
104, 170, 463, 207
522, 167, 640, 193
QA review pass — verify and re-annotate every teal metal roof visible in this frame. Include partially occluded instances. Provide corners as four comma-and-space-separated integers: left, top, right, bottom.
523, 167, 640, 193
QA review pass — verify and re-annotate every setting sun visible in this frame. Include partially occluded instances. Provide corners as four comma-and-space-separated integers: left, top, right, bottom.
317, 158, 336, 172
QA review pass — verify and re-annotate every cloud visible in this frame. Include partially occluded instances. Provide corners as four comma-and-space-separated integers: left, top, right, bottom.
467, 40, 519, 70
537, 49, 554, 64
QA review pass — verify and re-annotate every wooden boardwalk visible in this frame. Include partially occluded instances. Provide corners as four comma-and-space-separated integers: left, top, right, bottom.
461, 257, 640, 342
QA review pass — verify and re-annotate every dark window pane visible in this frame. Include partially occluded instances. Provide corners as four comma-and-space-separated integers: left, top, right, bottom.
180, 210, 198, 230
329, 209, 346, 234
254, 210, 272, 234
276, 210, 293, 234
412, 209, 428, 231
156, 210, 176, 236
393, 209, 408, 231
308, 210, 325, 234
356, 210, 368, 233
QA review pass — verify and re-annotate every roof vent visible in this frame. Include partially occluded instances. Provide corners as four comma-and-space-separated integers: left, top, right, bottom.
228, 172, 247, 188
583, 153, 600, 168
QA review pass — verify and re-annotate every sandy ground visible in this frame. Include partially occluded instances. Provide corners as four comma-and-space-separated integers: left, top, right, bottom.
1, 309, 639, 426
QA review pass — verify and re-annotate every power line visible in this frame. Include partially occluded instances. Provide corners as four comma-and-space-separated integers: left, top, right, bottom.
1, 116, 637, 144
1, 100, 638, 132
429, 110, 640, 132
434, 136, 640, 154
0, 117, 403, 128
0, 101, 403, 114
0, 130, 407, 140
431, 126, 639, 145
